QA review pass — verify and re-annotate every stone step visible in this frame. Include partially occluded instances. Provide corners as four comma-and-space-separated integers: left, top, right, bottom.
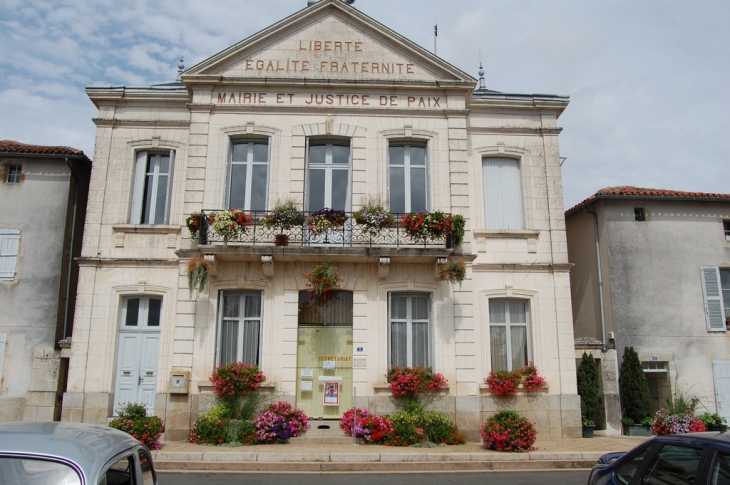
290, 424, 355, 445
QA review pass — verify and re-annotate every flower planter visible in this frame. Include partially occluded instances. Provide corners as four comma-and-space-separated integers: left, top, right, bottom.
625, 424, 652, 436
274, 234, 290, 246
708, 424, 728, 432
582, 425, 596, 438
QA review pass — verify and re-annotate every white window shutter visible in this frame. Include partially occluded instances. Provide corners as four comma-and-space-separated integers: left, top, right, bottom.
483, 157, 524, 230
130, 151, 147, 224
0, 230, 20, 279
713, 361, 730, 423
701, 267, 726, 332
0, 332, 6, 382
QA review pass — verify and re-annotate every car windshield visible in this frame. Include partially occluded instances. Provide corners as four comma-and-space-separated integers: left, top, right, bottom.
0, 456, 81, 485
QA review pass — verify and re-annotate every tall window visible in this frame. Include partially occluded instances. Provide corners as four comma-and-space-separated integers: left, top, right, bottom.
5, 165, 21, 184
306, 140, 350, 212
130, 151, 174, 224
218, 291, 263, 365
389, 142, 427, 214
121, 296, 162, 328
228, 139, 269, 211
489, 300, 529, 371
0, 229, 20, 280
482, 157, 523, 230
701, 267, 730, 331
389, 293, 431, 368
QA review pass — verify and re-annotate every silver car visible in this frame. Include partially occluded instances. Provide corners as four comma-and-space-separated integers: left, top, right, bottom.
0, 421, 157, 485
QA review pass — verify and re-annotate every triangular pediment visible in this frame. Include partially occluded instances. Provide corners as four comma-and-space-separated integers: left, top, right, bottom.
184, 0, 475, 86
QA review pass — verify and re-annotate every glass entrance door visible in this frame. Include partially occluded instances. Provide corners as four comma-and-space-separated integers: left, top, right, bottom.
296, 291, 352, 419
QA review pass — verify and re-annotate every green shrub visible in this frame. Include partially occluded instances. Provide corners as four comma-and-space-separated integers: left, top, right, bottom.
480, 410, 537, 453
109, 403, 164, 450
382, 410, 465, 446
619, 347, 651, 423
577, 352, 600, 425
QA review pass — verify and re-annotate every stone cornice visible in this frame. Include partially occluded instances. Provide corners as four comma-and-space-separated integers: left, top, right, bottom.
77, 257, 180, 268
471, 263, 573, 273
92, 119, 190, 128
467, 127, 563, 136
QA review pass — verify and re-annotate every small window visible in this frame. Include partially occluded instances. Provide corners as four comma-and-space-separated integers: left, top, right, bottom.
102, 456, 133, 485
634, 208, 646, 221
5, 165, 21, 184
724, 220, 730, 240
121, 296, 162, 328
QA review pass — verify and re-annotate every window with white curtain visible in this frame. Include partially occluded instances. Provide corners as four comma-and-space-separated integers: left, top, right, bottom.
130, 151, 174, 224
482, 157, 523, 230
489, 299, 530, 372
389, 292, 431, 368
306, 139, 350, 212
388, 141, 428, 214
218, 291, 263, 366
227, 139, 269, 211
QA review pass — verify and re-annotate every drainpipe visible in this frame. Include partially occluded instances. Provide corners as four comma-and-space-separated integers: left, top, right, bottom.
583, 206, 607, 352
62, 157, 79, 342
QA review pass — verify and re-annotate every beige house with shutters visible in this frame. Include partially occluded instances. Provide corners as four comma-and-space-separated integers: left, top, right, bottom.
566, 187, 730, 434
65, 0, 580, 441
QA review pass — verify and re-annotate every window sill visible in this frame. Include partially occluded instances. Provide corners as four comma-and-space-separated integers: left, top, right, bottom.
112, 224, 181, 235
373, 384, 451, 394
473, 230, 539, 239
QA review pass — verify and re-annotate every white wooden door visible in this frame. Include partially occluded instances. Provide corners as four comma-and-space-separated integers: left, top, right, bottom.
114, 331, 160, 416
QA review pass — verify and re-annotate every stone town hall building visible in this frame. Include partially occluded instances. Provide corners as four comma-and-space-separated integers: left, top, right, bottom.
66, 0, 579, 440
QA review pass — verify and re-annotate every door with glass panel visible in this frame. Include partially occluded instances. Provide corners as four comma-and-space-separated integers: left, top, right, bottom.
489, 300, 529, 371
296, 291, 353, 419
305, 140, 351, 245
218, 291, 263, 366
389, 293, 431, 368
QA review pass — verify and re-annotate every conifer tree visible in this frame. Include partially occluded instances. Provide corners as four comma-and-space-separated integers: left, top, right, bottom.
577, 352, 600, 424
619, 346, 651, 422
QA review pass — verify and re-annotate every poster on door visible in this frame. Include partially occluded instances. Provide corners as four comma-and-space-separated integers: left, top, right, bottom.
323, 382, 339, 406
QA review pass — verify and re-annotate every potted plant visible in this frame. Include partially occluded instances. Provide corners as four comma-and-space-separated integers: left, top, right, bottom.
438, 260, 466, 284
699, 412, 728, 432
620, 347, 652, 436
263, 200, 305, 246
210, 209, 254, 242
577, 352, 600, 438
186, 212, 203, 238
302, 260, 342, 305
306, 208, 348, 236
353, 198, 394, 236
451, 214, 466, 246
400, 210, 453, 242
186, 254, 212, 296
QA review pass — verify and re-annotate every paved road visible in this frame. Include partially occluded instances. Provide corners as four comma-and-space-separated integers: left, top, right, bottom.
159, 470, 590, 484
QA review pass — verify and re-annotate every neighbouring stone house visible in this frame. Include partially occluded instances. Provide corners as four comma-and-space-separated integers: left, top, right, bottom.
0, 140, 91, 422
66, 0, 580, 440
566, 186, 730, 435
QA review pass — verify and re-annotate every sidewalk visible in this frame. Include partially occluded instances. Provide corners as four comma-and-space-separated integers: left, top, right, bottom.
151, 435, 650, 473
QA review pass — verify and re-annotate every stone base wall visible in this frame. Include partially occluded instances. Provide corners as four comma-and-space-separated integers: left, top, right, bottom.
61, 392, 113, 423
0, 397, 25, 422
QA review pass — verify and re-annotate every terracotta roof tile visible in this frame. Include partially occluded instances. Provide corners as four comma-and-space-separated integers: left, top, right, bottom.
566, 186, 730, 216
0, 140, 91, 163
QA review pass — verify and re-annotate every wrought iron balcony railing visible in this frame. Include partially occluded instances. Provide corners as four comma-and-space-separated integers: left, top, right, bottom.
196, 210, 453, 249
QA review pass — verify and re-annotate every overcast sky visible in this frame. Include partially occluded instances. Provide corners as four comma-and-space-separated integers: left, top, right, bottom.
1, 0, 728, 208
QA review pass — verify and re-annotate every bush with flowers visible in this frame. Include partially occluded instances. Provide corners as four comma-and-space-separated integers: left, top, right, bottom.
386, 366, 448, 399
353, 199, 395, 236
302, 260, 343, 305
339, 408, 394, 444
485, 363, 547, 396
400, 210, 453, 242
210, 362, 266, 399
652, 410, 706, 435
109, 403, 165, 450
481, 410, 537, 453
253, 401, 309, 443
306, 208, 348, 235
210, 209, 254, 241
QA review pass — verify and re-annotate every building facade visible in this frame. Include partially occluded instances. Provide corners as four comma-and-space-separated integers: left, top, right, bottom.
0, 140, 91, 422
566, 187, 730, 434
67, 0, 580, 440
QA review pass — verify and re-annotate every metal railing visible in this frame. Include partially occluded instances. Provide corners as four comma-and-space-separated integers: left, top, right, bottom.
197, 210, 453, 249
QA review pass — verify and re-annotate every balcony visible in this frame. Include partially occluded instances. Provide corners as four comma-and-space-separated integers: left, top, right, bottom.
191, 210, 455, 263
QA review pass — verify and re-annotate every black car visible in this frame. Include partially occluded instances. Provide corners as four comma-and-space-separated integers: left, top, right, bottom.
588, 431, 730, 485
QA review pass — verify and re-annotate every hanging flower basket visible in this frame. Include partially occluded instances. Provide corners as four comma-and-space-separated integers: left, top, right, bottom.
302, 260, 342, 305
187, 254, 212, 296
306, 208, 348, 236
210, 209, 254, 241
438, 260, 466, 284
186, 212, 203, 237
